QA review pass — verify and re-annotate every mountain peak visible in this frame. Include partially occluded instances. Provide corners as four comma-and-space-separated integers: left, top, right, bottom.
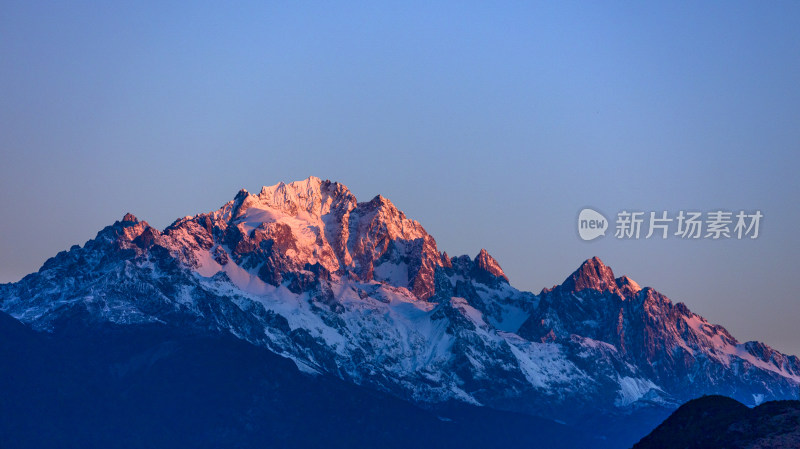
366, 194, 396, 208
615, 275, 641, 295
473, 248, 509, 283
562, 257, 618, 293
259, 176, 324, 197
227, 177, 358, 219
121, 213, 138, 223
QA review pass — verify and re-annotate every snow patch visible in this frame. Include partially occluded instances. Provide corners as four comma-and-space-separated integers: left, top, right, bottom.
615, 376, 659, 406
502, 332, 587, 390
373, 261, 409, 287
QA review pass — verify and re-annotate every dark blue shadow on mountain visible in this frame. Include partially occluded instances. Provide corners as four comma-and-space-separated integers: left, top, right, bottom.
0, 311, 620, 449
633, 395, 800, 449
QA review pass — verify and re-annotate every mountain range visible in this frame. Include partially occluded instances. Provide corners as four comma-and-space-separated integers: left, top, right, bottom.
2, 176, 798, 447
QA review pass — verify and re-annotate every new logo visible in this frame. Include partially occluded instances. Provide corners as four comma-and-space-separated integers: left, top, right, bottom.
578, 208, 608, 241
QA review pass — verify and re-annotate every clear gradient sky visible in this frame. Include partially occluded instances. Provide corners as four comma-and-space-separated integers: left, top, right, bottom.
2, 2, 799, 353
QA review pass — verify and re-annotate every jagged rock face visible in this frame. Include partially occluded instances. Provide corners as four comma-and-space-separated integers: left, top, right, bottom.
1, 177, 798, 423
471, 248, 509, 285
162, 177, 444, 299
520, 258, 800, 405
560, 256, 619, 293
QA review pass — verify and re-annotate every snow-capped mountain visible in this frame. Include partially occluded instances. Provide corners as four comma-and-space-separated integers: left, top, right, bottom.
2, 176, 798, 422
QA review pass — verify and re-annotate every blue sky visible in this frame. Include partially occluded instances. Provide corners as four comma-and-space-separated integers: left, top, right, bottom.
2, 1, 799, 353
